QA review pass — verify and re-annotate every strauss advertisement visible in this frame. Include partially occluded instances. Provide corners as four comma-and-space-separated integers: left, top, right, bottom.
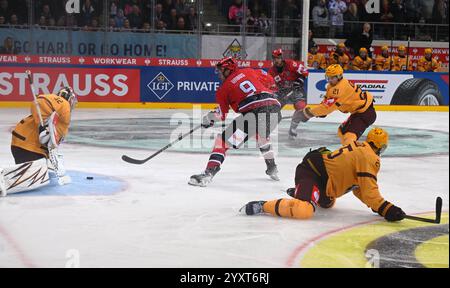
0, 67, 140, 102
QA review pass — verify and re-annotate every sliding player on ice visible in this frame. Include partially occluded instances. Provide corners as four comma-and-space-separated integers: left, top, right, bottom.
189, 57, 282, 187
0, 87, 77, 197
241, 128, 406, 222
269, 49, 309, 139
293, 64, 376, 146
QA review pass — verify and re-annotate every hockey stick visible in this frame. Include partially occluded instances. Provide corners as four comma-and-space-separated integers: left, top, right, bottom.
25, 70, 44, 126
122, 124, 203, 165
406, 36, 411, 71
405, 197, 443, 224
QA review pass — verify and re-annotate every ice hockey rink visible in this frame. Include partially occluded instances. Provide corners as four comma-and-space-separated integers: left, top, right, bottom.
0, 108, 448, 268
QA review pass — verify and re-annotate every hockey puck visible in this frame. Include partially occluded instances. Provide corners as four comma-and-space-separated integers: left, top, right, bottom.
86, 176, 94, 180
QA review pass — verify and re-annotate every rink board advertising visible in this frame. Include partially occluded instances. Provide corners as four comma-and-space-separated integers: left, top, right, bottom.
0, 55, 448, 106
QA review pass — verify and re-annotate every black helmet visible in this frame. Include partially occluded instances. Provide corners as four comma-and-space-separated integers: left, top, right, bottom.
57, 87, 77, 110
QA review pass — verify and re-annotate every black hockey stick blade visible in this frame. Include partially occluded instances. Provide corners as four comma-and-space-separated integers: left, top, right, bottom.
405, 197, 443, 224
121, 155, 150, 165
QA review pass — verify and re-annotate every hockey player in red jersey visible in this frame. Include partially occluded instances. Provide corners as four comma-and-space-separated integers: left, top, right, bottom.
269, 49, 309, 138
189, 57, 282, 187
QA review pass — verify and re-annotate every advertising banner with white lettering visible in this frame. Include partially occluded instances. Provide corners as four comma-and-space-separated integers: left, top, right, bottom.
201, 35, 267, 60
140, 67, 219, 103
0, 28, 198, 58
0, 67, 140, 102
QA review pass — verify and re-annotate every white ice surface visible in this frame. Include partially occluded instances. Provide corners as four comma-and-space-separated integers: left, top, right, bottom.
0, 108, 448, 268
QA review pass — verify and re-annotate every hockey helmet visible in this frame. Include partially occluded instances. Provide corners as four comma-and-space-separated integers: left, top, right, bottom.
216, 57, 238, 73
359, 47, 368, 56
381, 46, 389, 51
272, 48, 283, 58
367, 127, 389, 154
57, 86, 78, 111
398, 45, 406, 52
325, 64, 344, 81
424, 48, 433, 55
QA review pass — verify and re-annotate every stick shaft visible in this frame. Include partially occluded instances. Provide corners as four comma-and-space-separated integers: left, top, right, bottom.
26, 71, 44, 126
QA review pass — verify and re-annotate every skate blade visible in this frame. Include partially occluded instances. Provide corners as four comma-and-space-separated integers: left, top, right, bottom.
269, 174, 280, 181
188, 178, 207, 187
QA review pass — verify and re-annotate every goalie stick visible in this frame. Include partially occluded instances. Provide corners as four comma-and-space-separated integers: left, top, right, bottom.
122, 124, 203, 165
405, 197, 443, 224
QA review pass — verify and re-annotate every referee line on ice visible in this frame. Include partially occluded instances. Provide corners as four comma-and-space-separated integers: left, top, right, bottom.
0, 222, 36, 268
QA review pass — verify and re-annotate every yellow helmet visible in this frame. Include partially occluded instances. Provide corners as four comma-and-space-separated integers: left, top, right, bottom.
325, 64, 344, 78
398, 45, 406, 52
360, 47, 368, 54
367, 128, 389, 154
425, 48, 433, 54
381, 46, 389, 51
337, 43, 346, 49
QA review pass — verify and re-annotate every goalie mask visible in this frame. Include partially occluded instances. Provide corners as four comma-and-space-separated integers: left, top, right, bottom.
58, 87, 78, 111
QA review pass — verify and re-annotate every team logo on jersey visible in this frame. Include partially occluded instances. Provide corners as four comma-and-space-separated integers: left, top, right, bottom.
323, 97, 337, 107
147, 72, 174, 100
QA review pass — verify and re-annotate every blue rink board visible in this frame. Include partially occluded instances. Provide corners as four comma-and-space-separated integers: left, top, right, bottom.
10, 171, 127, 197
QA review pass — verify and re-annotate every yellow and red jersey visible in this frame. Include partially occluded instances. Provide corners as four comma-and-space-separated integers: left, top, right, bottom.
309, 78, 374, 117
392, 56, 413, 71
352, 56, 373, 71
12, 94, 72, 156
328, 52, 350, 70
416, 57, 440, 72
308, 52, 327, 70
323, 141, 386, 212
374, 55, 393, 71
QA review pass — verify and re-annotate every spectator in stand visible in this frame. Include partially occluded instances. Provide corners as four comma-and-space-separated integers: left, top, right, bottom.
0, 0, 9, 19
162, 0, 176, 15
245, 8, 257, 33
249, 0, 268, 18
167, 8, 178, 30
228, 0, 245, 25
41, 4, 52, 21
391, 0, 408, 40
328, 0, 347, 38
344, 3, 359, 39
37, 15, 47, 27
123, 18, 131, 30
0, 36, 18, 54
308, 43, 327, 70
256, 12, 271, 36
9, 13, 19, 27
155, 4, 168, 28
312, 0, 329, 38
109, 16, 118, 31
47, 17, 56, 29
186, 6, 198, 30
351, 47, 373, 71
115, 8, 126, 28
392, 45, 413, 71
79, 0, 96, 27
90, 17, 99, 31
0, 15, 6, 27
378, 0, 394, 40
156, 20, 167, 32
433, 0, 449, 41
346, 23, 373, 59
142, 22, 151, 32
174, 0, 188, 16
176, 16, 186, 31
110, 0, 119, 18
128, 5, 143, 29
329, 42, 350, 70
374, 46, 394, 71
417, 48, 441, 72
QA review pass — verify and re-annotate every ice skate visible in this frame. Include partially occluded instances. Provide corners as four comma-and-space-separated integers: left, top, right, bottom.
239, 201, 266, 215
0, 169, 7, 197
265, 159, 280, 181
189, 166, 220, 187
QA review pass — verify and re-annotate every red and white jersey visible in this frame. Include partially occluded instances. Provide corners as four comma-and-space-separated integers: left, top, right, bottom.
269, 60, 309, 90
216, 68, 279, 120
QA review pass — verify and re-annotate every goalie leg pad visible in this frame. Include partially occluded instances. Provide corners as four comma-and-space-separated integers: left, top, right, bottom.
0, 158, 50, 196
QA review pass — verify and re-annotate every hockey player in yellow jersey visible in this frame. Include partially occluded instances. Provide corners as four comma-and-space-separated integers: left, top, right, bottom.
292, 64, 376, 146
307, 43, 327, 70
241, 128, 406, 223
11, 87, 77, 164
392, 45, 413, 71
374, 46, 393, 71
329, 43, 350, 70
417, 48, 441, 72
351, 48, 373, 71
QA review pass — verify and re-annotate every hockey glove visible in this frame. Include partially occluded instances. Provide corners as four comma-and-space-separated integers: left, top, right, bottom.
384, 205, 406, 222
292, 107, 314, 123
202, 110, 220, 128
293, 77, 305, 90
39, 125, 50, 145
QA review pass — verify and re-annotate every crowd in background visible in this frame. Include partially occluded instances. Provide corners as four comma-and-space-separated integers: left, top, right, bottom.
0, 0, 200, 32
